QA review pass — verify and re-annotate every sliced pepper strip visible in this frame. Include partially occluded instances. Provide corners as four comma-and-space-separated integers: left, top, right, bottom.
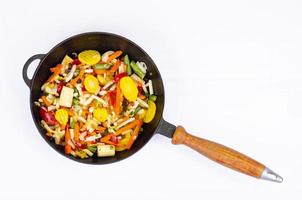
41, 96, 51, 107
47, 64, 62, 82
109, 60, 121, 74
126, 120, 143, 149
94, 69, 108, 75
115, 119, 140, 135
74, 123, 79, 142
107, 50, 123, 63
70, 69, 84, 86
100, 133, 114, 144
114, 82, 123, 116
96, 126, 106, 132
65, 125, 72, 154
108, 91, 116, 106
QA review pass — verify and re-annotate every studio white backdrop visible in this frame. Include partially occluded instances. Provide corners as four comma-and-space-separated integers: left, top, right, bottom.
0, 0, 301, 199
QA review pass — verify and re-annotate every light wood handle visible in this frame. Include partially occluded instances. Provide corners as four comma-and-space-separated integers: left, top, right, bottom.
172, 126, 265, 178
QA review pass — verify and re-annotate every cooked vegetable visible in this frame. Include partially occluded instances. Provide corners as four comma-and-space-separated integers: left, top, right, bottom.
124, 55, 132, 75
114, 72, 127, 82
57, 81, 64, 93
84, 75, 100, 93
93, 108, 108, 122
115, 131, 131, 151
148, 95, 157, 102
69, 117, 75, 128
65, 126, 72, 154
41, 96, 51, 107
107, 50, 122, 63
130, 61, 145, 79
126, 120, 143, 149
120, 76, 138, 102
143, 100, 156, 123
95, 63, 110, 70
39, 107, 57, 125
36, 49, 157, 158
55, 109, 69, 125
97, 145, 115, 157
59, 86, 74, 107
78, 50, 101, 65
47, 64, 62, 82
61, 55, 73, 66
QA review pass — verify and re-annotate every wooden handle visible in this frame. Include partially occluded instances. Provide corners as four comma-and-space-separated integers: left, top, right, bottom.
172, 126, 265, 178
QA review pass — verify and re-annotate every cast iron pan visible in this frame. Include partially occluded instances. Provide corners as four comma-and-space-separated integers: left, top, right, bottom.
22, 32, 282, 182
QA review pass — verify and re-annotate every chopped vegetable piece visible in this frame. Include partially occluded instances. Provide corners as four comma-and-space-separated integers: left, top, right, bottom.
143, 100, 156, 123
95, 63, 110, 70
87, 145, 97, 153
78, 50, 101, 65
108, 90, 116, 106
57, 81, 64, 93
114, 72, 127, 82
116, 119, 140, 135
39, 108, 57, 125
97, 145, 115, 157
109, 60, 121, 74
93, 108, 108, 122
47, 64, 62, 82
55, 109, 69, 125
114, 83, 123, 115
133, 106, 141, 115
107, 50, 123, 63
74, 123, 79, 142
94, 69, 108, 75
148, 95, 157, 101
70, 117, 75, 128
61, 55, 74, 66
120, 76, 138, 102
84, 75, 100, 94
100, 133, 117, 145
41, 96, 51, 107
115, 131, 131, 151
59, 86, 74, 107
126, 120, 143, 149
70, 70, 84, 86
138, 109, 146, 120
65, 126, 72, 154
124, 55, 132, 75
71, 58, 81, 65
130, 61, 145, 79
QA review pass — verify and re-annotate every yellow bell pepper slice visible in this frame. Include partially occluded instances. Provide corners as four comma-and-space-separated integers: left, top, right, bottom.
143, 100, 156, 123
120, 76, 138, 102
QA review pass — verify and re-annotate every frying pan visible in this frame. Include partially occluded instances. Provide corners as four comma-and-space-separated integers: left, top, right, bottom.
22, 32, 282, 182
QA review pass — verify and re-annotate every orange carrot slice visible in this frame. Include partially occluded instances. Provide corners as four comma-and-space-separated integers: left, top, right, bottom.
65, 126, 72, 154
70, 70, 84, 86
107, 50, 123, 63
41, 96, 51, 107
126, 120, 143, 149
115, 119, 139, 135
114, 82, 123, 116
74, 123, 79, 142
47, 64, 62, 82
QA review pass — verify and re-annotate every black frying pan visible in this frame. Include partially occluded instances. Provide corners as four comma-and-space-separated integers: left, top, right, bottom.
22, 32, 282, 182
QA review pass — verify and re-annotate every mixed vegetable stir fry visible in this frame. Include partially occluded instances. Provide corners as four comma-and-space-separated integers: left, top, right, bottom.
35, 50, 157, 158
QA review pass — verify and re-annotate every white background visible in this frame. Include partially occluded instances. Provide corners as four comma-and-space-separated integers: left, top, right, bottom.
0, 0, 301, 199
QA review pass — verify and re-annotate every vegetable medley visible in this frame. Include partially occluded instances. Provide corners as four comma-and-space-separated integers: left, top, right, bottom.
35, 50, 157, 158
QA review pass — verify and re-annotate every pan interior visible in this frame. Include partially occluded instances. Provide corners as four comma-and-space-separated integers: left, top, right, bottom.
29, 32, 165, 164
